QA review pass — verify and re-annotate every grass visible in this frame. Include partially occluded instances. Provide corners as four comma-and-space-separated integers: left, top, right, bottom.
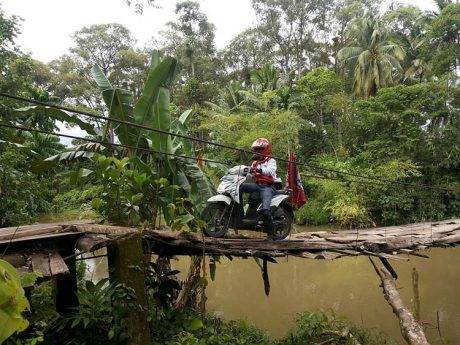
38, 208, 101, 223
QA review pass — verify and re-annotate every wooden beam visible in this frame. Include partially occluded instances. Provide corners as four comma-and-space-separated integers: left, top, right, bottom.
55, 244, 79, 315
369, 258, 428, 345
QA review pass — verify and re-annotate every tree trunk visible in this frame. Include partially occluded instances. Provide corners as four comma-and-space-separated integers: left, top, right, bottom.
107, 233, 151, 345
369, 258, 429, 345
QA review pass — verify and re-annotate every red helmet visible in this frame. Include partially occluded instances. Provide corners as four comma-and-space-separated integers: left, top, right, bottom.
251, 138, 272, 158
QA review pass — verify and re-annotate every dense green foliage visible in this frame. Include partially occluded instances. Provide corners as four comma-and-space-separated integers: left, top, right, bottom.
280, 312, 395, 345
0, 1, 459, 343
1, 0, 458, 228
4, 264, 394, 345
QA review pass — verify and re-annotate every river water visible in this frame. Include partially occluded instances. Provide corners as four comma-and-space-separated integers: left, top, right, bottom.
85, 237, 460, 344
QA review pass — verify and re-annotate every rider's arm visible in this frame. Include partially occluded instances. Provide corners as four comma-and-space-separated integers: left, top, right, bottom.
260, 159, 277, 178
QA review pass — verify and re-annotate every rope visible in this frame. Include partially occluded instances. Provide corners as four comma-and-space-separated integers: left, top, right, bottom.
1, 92, 456, 193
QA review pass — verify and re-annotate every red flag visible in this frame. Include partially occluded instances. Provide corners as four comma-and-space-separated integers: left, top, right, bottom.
286, 151, 307, 208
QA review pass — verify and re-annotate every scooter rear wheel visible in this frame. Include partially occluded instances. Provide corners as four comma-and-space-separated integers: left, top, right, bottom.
201, 203, 231, 238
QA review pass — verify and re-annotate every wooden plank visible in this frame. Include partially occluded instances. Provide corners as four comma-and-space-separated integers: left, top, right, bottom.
0, 231, 82, 245
0, 219, 93, 236
0, 225, 62, 242
49, 252, 69, 276
31, 253, 51, 277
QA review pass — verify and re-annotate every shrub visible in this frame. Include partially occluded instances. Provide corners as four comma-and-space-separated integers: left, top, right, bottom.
278, 312, 395, 345
48, 279, 136, 345
0, 147, 54, 226
151, 308, 271, 345
295, 199, 330, 226
50, 185, 103, 213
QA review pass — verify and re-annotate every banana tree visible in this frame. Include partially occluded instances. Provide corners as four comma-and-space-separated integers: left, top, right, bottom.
90, 51, 215, 220
42, 51, 214, 225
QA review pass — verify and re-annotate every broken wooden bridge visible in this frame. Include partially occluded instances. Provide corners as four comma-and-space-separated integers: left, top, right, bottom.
1, 218, 459, 277
1, 218, 458, 344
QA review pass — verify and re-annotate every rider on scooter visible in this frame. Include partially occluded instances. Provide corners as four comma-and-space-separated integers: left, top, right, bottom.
240, 138, 278, 238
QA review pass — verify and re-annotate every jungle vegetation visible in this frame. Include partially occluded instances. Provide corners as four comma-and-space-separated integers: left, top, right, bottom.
0, 0, 458, 229
0, 0, 459, 344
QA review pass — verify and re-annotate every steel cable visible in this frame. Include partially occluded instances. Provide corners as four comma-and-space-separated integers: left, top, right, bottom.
0, 92, 457, 193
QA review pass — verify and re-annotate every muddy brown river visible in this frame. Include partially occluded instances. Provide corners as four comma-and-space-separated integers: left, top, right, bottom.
86, 239, 460, 344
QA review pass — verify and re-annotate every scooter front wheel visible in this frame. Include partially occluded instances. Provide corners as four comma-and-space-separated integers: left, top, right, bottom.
201, 203, 231, 238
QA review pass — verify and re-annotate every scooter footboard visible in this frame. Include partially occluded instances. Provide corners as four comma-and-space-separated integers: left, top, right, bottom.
270, 194, 289, 208
207, 194, 233, 205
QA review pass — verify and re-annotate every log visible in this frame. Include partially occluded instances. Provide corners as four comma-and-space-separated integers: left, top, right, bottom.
369, 258, 429, 345
5, 219, 457, 264
76, 235, 110, 252
74, 223, 135, 235
2, 253, 27, 267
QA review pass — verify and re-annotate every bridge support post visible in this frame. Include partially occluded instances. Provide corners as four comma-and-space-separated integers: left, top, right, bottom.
107, 232, 151, 345
56, 244, 79, 315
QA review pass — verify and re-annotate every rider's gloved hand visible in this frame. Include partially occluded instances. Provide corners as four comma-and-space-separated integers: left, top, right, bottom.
250, 167, 262, 174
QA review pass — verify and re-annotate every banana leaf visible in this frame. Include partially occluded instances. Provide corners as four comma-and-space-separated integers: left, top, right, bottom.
101, 88, 137, 147
91, 65, 113, 91
180, 162, 216, 212
149, 87, 172, 154
92, 65, 138, 146
171, 109, 195, 155
133, 56, 177, 127
14, 106, 96, 135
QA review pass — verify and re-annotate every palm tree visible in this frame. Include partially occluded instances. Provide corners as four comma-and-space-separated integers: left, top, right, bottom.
404, 38, 431, 83
338, 16, 406, 98
250, 64, 279, 92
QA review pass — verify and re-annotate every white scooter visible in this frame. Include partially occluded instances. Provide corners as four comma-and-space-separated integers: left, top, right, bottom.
201, 165, 294, 240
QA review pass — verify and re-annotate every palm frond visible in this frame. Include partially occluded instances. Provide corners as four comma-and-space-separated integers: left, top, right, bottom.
337, 46, 363, 62
380, 44, 406, 60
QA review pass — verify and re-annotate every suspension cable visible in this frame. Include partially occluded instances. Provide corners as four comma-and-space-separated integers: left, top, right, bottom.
2, 122, 457, 194
0, 93, 457, 193
0, 122, 229, 166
